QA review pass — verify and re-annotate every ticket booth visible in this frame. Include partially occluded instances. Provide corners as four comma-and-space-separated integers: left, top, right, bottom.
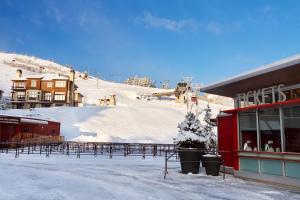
201, 55, 300, 187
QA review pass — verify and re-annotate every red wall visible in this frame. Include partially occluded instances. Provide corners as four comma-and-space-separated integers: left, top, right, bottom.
0, 116, 60, 142
217, 111, 239, 170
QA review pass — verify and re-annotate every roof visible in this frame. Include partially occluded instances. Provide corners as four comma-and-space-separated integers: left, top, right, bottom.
201, 54, 300, 97
74, 92, 84, 97
0, 114, 59, 123
42, 74, 69, 80
12, 74, 69, 81
11, 77, 27, 81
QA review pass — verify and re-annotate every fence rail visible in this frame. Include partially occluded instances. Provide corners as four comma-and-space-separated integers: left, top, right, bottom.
0, 141, 177, 159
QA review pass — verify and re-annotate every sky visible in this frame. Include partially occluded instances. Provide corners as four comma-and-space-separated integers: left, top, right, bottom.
1, 0, 300, 87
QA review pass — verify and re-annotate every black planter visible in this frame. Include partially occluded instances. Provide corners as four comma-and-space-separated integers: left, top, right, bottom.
203, 155, 222, 176
178, 148, 205, 174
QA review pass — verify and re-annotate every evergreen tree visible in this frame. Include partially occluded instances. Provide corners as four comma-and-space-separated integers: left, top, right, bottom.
202, 104, 217, 150
176, 112, 206, 148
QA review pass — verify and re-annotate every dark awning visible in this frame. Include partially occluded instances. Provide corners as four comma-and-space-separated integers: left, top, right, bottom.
201, 55, 300, 97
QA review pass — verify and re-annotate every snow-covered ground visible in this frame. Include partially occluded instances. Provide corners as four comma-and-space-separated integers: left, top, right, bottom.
0, 153, 299, 200
0, 52, 233, 143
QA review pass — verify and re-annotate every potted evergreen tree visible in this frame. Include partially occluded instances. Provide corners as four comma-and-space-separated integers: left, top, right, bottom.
201, 105, 222, 176
176, 112, 208, 174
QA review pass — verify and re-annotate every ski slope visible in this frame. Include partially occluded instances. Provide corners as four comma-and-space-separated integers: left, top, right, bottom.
0, 52, 233, 143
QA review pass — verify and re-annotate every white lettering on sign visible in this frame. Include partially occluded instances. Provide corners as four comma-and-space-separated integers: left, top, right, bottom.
237, 84, 287, 107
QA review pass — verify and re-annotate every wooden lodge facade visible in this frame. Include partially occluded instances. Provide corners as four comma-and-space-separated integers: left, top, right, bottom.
11, 69, 83, 109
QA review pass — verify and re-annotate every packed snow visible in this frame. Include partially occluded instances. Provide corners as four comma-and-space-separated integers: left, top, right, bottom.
0, 153, 299, 200
0, 52, 233, 143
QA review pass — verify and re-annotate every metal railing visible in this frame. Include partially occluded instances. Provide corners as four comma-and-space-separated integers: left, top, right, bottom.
0, 141, 176, 159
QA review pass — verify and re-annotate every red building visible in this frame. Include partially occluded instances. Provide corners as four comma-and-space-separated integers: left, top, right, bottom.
0, 114, 62, 143
201, 55, 300, 187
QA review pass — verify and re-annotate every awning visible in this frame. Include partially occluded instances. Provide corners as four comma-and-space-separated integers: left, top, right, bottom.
201, 54, 300, 97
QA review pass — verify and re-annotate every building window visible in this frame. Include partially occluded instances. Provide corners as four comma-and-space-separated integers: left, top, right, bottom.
239, 110, 258, 151
283, 106, 300, 153
14, 82, 25, 88
55, 81, 66, 88
259, 108, 281, 152
43, 93, 52, 101
31, 80, 37, 87
27, 91, 40, 101
16, 91, 25, 100
54, 92, 65, 101
47, 82, 53, 88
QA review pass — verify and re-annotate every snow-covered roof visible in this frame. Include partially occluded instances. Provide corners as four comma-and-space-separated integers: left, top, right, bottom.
201, 54, 300, 97
42, 74, 69, 80
0, 113, 59, 123
12, 74, 69, 81
11, 77, 27, 81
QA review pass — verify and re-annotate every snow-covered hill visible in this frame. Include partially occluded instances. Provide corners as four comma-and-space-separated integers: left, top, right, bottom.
0, 52, 233, 143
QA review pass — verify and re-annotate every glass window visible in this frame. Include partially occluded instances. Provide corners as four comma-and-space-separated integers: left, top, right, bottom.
239, 111, 258, 151
14, 82, 25, 88
54, 92, 65, 101
47, 82, 53, 88
43, 93, 52, 101
16, 92, 25, 100
259, 108, 281, 152
55, 81, 66, 88
283, 106, 300, 153
31, 80, 37, 87
27, 91, 41, 101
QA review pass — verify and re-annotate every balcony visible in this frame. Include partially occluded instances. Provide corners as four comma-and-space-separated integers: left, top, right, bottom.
11, 86, 26, 90
11, 97, 26, 102
26, 97, 41, 102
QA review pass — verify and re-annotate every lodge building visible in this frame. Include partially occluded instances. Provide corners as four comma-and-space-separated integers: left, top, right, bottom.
11, 69, 84, 109
201, 55, 300, 187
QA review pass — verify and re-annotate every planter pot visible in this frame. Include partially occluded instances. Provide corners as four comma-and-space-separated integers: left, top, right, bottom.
178, 147, 205, 174
203, 154, 222, 176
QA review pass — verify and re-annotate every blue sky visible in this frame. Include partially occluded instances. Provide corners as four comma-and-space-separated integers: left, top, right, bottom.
1, 0, 300, 87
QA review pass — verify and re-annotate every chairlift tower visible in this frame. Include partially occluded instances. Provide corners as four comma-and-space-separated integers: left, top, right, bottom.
94, 72, 100, 89
191, 83, 202, 117
182, 76, 192, 86
161, 80, 170, 89
182, 76, 193, 113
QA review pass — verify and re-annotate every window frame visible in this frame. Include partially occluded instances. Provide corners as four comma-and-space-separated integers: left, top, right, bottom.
31, 80, 37, 87
54, 92, 66, 101
55, 81, 66, 88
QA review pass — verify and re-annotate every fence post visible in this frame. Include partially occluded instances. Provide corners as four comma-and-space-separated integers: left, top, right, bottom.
124, 144, 126, 157
67, 142, 69, 156
15, 143, 19, 158
142, 145, 146, 159
164, 150, 168, 179
77, 144, 81, 158
28, 143, 30, 155
94, 143, 97, 157
109, 144, 112, 159
46, 144, 49, 158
